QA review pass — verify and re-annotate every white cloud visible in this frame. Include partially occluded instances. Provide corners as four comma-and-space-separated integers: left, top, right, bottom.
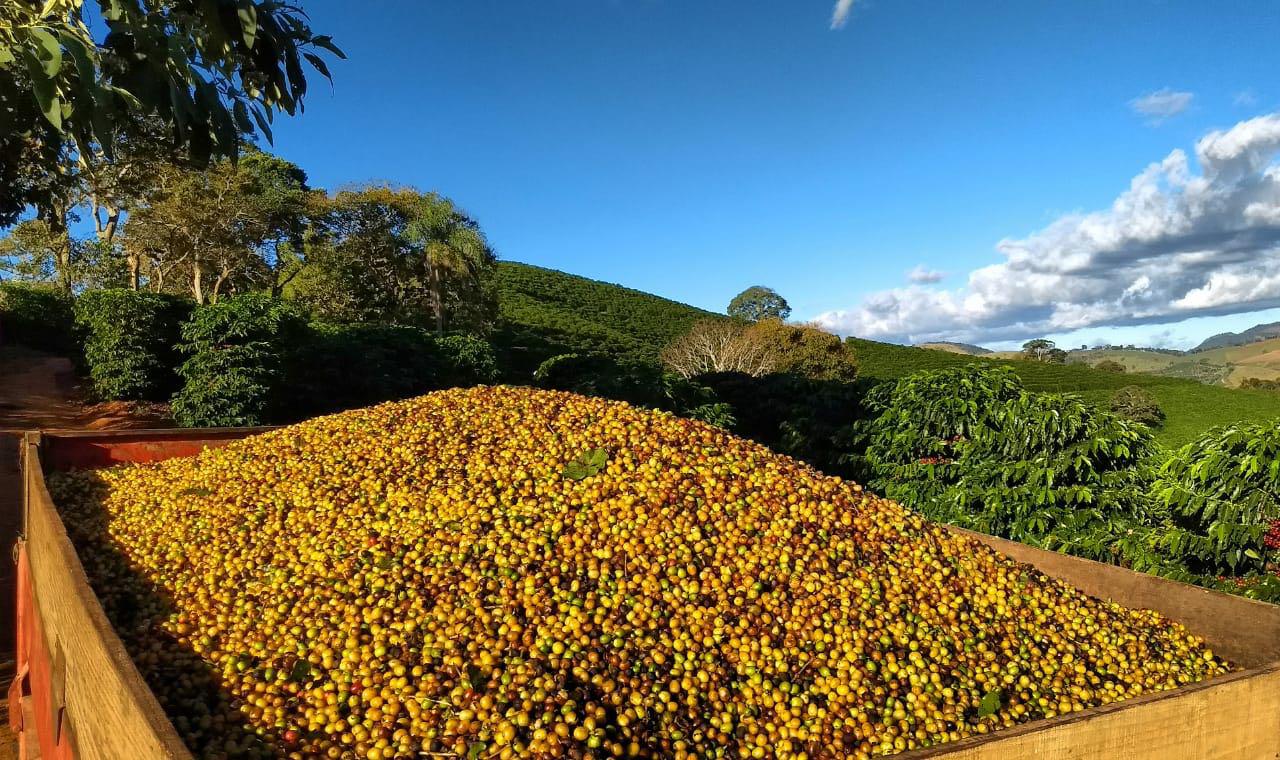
830, 0, 856, 29
1235, 89, 1259, 108
906, 264, 945, 284
814, 114, 1280, 345
1129, 88, 1194, 124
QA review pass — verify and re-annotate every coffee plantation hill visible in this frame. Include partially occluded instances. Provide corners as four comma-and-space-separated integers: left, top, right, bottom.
493, 262, 720, 374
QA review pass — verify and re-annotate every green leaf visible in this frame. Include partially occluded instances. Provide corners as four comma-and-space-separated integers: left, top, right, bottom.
232, 99, 254, 133
302, 51, 331, 81
249, 104, 274, 142
464, 663, 484, 690
237, 1, 259, 48
977, 689, 1002, 718
466, 742, 486, 760
586, 447, 608, 468
311, 35, 347, 59
562, 461, 590, 481
24, 52, 62, 130
288, 659, 311, 683
29, 27, 62, 77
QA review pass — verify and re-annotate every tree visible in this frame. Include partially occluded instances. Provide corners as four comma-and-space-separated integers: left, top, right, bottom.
119, 149, 315, 300
290, 186, 496, 332
1022, 338, 1065, 363
0, 0, 342, 222
727, 286, 791, 322
742, 319, 858, 382
1109, 386, 1164, 427
404, 193, 493, 335
660, 320, 776, 378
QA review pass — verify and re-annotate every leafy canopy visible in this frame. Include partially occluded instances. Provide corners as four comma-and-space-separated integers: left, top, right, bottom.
727, 285, 791, 322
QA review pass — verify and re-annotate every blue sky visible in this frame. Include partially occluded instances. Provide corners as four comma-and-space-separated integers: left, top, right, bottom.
271, 1, 1280, 349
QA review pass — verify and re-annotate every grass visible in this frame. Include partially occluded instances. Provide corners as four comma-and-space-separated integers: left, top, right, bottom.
849, 338, 1280, 448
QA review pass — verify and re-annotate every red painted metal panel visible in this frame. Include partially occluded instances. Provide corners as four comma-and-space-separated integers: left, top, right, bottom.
41, 429, 268, 470
9, 544, 74, 760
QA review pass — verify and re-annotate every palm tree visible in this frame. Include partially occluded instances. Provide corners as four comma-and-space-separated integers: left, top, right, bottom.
405, 194, 492, 335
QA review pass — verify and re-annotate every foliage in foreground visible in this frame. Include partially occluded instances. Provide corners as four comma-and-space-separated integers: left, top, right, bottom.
1154, 420, 1280, 578
856, 365, 1159, 563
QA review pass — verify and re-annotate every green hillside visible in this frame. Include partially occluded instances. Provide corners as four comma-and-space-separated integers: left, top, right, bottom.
493, 262, 719, 373
849, 338, 1280, 447
489, 265, 1280, 447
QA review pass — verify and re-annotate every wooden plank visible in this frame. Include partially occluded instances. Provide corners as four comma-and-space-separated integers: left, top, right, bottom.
903, 666, 1280, 759
952, 527, 1280, 668
22, 434, 191, 760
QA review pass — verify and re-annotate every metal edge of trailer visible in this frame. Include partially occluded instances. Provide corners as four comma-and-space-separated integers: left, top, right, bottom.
10, 428, 1280, 759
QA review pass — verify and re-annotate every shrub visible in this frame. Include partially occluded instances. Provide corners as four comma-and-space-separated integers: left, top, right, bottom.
1109, 385, 1165, 427
171, 295, 305, 427
534, 353, 666, 406
287, 323, 441, 419
1240, 377, 1280, 391
857, 364, 1158, 562
1154, 420, 1280, 578
701, 371, 870, 475
73, 290, 192, 401
0, 282, 75, 352
1095, 359, 1126, 373
435, 334, 499, 386
743, 319, 858, 382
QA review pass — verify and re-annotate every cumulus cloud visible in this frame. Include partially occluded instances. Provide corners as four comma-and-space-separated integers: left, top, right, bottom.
906, 265, 945, 284
830, 0, 856, 29
1129, 88, 1194, 124
814, 114, 1280, 345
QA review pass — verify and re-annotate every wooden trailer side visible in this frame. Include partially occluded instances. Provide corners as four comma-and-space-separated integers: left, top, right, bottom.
17, 433, 193, 760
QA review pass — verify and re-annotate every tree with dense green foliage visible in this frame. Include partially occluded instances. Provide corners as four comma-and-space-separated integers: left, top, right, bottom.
1109, 385, 1165, 427
1022, 338, 1066, 363
0, 0, 341, 225
74, 289, 190, 400
856, 364, 1159, 562
120, 149, 317, 301
727, 285, 790, 322
1154, 421, 1280, 578
286, 324, 498, 419
290, 186, 495, 333
171, 294, 304, 426
1095, 359, 1126, 373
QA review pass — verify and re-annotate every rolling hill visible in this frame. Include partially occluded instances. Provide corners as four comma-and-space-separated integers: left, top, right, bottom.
491, 262, 1280, 447
1191, 321, 1280, 352
915, 341, 992, 355
492, 262, 718, 373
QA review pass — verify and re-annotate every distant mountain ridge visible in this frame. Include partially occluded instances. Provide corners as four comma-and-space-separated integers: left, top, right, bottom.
1192, 322, 1280, 352
914, 341, 992, 355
